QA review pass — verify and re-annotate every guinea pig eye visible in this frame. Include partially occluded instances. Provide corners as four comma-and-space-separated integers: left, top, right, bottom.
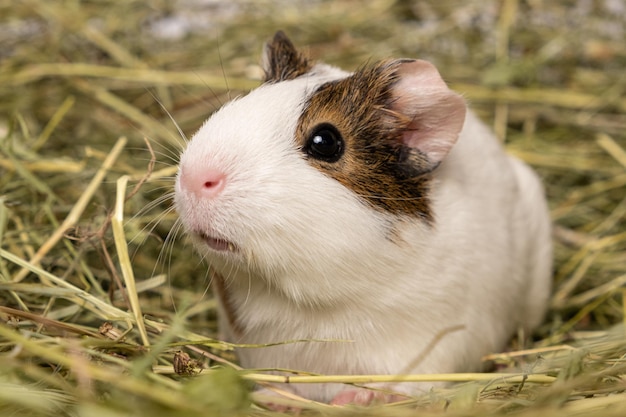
305, 124, 344, 162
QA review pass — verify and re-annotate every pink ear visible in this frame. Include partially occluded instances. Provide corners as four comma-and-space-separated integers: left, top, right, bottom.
390, 60, 466, 167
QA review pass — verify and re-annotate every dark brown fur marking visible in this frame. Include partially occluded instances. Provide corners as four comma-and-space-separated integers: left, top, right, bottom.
263, 31, 313, 83
296, 60, 435, 221
212, 270, 243, 338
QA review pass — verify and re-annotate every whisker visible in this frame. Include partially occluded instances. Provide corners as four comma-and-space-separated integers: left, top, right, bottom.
126, 192, 175, 225
216, 34, 231, 103
147, 89, 188, 150
127, 147, 180, 167
128, 204, 176, 249
162, 219, 181, 313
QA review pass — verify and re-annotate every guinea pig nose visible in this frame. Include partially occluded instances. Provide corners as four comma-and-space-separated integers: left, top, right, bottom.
180, 167, 226, 199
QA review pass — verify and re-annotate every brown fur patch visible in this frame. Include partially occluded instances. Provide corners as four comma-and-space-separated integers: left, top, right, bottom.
211, 270, 244, 338
295, 59, 435, 222
263, 31, 313, 83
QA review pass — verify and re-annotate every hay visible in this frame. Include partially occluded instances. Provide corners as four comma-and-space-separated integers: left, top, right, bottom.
1, 0, 625, 416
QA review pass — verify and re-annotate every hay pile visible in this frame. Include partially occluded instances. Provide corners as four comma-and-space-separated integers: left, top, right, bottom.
1, 0, 625, 416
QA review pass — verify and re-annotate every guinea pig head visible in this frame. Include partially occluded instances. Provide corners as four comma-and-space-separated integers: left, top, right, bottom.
175, 32, 466, 303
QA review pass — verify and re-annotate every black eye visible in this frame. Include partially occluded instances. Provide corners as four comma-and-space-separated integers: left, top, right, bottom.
305, 124, 344, 162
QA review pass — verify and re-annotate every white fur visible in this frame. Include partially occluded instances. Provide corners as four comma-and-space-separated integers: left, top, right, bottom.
175, 64, 552, 402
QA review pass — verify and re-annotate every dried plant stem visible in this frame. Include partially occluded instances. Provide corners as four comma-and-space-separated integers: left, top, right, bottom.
0, 156, 86, 174
72, 79, 175, 146
1, 248, 131, 319
112, 175, 150, 346
241, 372, 556, 385
0, 63, 258, 90
12, 137, 127, 283
596, 133, 626, 168
32, 95, 76, 151
0, 324, 191, 410
453, 83, 626, 112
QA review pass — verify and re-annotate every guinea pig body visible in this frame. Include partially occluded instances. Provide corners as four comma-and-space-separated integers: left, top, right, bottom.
174, 32, 552, 403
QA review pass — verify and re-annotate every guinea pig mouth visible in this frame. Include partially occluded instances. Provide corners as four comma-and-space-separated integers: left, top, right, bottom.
197, 233, 238, 253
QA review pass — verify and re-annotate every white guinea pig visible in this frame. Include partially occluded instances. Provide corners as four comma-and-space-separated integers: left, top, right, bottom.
174, 31, 552, 405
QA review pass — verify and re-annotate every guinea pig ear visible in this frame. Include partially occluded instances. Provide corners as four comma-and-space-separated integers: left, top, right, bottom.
262, 31, 313, 83
390, 59, 466, 171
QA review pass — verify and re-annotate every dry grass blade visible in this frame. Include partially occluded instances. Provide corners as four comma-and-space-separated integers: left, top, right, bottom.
0, 63, 259, 90
112, 175, 149, 346
452, 83, 626, 113
11, 137, 127, 283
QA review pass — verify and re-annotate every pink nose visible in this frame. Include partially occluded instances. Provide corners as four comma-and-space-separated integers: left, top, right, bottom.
179, 167, 226, 199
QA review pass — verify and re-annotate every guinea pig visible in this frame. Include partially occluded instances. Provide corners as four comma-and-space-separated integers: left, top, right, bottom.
174, 31, 552, 405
